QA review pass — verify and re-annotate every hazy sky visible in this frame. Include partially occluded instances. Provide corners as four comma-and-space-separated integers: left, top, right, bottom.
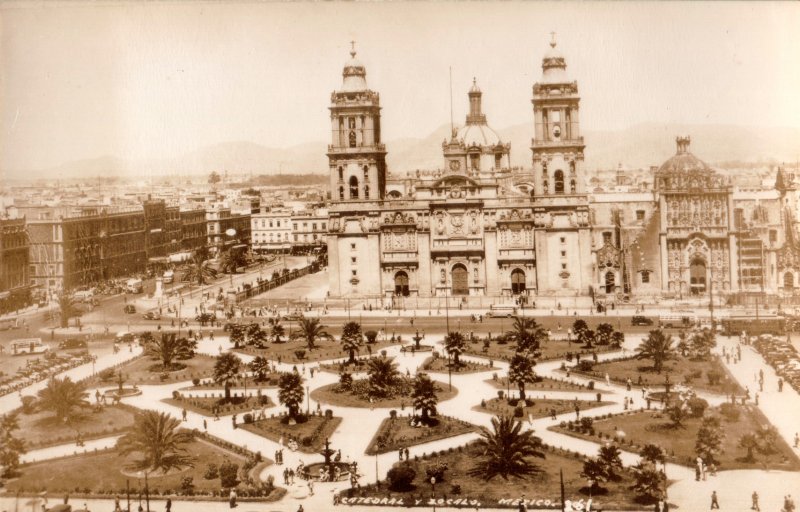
2, 1, 800, 171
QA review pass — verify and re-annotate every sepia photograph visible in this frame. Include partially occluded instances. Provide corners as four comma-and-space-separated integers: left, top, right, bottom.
1, 2, 800, 511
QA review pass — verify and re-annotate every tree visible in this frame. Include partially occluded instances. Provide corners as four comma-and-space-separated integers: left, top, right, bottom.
631, 461, 666, 502
208, 171, 221, 186
269, 317, 285, 344
277, 372, 304, 418
666, 402, 689, 429
468, 415, 545, 481
57, 292, 78, 328
116, 410, 194, 473
181, 255, 217, 285
695, 416, 725, 464
366, 357, 400, 397
640, 443, 666, 464
444, 331, 467, 367
676, 330, 690, 357
291, 317, 332, 351
145, 332, 194, 369
412, 373, 439, 423
636, 329, 674, 373
611, 331, 625, 348
228, 324, 246, 348
582, 443, 623, 490
37, 376, 88, 422
506, 317, 546, 356
738, 433, 759, 462
596, 323, 615, 346
508, 353, 537, 402
580, 329, 596, 349
246, 323, 268, 348
572, 319, 589, 343
219, 249, 246, 274
0, 413, 26, 478
249, 356, 271, 382
690, 329, 716, 360
213, 353, 242, 402
340, 321, 363, 364
364, 330, 378, 344
338, 371, 353, 391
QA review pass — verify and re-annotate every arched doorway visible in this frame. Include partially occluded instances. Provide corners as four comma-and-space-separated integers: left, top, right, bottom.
511, 269, 526, 294
604, 271, 615, 294
785, 272, 795, 290
394, 271, 410, 297
451, 264, 469, 296
554, 170, 565, 194
349, 176, 359, 199
689, 257, 707, 295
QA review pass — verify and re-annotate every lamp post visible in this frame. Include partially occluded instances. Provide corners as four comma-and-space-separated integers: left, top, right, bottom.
306, 385, 310, 414
430, 476, 437, 512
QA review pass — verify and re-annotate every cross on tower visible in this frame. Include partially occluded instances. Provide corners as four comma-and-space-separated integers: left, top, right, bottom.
350, 40, 356, 58
550, 31, 557, 48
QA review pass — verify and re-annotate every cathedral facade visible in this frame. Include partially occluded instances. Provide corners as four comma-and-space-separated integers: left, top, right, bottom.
326, 42, 800, 305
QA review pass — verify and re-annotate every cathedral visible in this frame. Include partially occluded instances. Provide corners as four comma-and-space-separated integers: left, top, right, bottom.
325, 40, 800, 307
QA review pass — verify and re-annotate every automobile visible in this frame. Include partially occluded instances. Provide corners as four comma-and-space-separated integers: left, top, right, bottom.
59, 338, 88, 350
485, 304, 517, 318
631, 316, 654, 326
142, 311, 161, 320
282, 313, 304, 321
123, 304, 137, 314
116, 331, 136, 344
163, 270, 174, 284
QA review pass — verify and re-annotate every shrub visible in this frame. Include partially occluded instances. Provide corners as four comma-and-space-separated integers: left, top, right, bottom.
365, 330, 378, 344
219, 460, 239, 488
387, 464, 417, 491
514, 405, 524, 418
587, 380, 595, 390
180, 476, 194, 495
192, 378, 201, 386
425, 461, 448, 483
172, 390, 181, 400
325, 409, 334, 419
20, 395, 37, 414
580, 417, 594, 431
577, 361, 594, 372
687, 397, 709, 418
203, 464, 219, 480
719, 403, 740, 422
390, 410, 397, 419
243, 413, 254, 424
524, 398, 534, 407
294, 349, 306, 360
507, 398, 519, 407
301, 436, 313, 447
381, 350, 388, 357
497, 390, 504, 400
706, 369, 723, 386
98, 368, 115, 381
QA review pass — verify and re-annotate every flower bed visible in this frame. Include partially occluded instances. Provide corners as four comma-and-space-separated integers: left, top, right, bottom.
365, 414, 478, 455
239, 412, 342, 454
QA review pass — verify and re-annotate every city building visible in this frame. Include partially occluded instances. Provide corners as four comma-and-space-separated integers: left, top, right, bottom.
205, 203, 251, 255
326, 41, 800, 305
251, 208, 292, 254
0, 216, 32, 313
179, 207, 208, 254
291, 209, 328, 254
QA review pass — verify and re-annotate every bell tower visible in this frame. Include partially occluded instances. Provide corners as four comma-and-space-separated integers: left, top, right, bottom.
530, 35, 593, 299
327, 42, 387, 202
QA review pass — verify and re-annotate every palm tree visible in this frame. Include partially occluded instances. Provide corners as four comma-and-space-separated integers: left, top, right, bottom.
412, 373, 439, 424
505, 317, 546, 355
213, 353, 242, 402
636, 329, 675, 373
291, 317, 332, 350
57, 292, 78, 328
269, 317, 285, 344
37, 376, 88, 422
246, 323, 268, 348
278, 372, 304, 418
468, 415, 545, 481
639, 443, 666, 464
444, 331, 466, 367
508, 353, 537, 402
572, 319, 589, 343
596, 323, 615, 346
249, 356, 272, 382
219, 249, 245, 274
0, 413, 26, 478
145, 332, 193, 370
366, 357, 400, 397
116, 410, 194, 473
631, 461, 666, 502
181, 254, 217, 285
341, 321, 363, 364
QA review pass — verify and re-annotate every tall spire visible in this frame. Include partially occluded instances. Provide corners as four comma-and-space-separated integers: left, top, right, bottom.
550, 31, 557, 48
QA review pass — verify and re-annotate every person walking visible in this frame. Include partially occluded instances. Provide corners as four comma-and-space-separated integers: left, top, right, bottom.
165, 498, 171, 512
751, 491, 760, 511
794, 432, 799, 448
203, 419, 207, 431
308, 479, 314, 496
181, 408, 187, 422
710, 490, 720, 510
228, 488, 237, 509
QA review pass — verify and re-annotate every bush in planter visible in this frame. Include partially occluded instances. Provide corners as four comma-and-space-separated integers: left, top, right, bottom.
325, 409, 334, 419
243, 413, 254, 424
389, 409, 397, 419
192, 377, 201, 386
559, 421, 567, 428
219, 460, 239, 488
580, 417, 594, 431
706, 369, 723, 386
172, 390, 181, 400
577, 360, 594, 372
425, 461, 448, 482
497, 390, 505, 400
387, 464, 417, 491
687, 396, 709, 418
180, 476, 194, 495
587, 381, 595, 390
301, 435, 313, 447
294, 349, 307, 360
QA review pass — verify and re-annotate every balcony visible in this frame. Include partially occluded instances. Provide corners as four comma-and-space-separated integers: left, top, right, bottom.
327, 144, 386, 154
430, 238, 484, 256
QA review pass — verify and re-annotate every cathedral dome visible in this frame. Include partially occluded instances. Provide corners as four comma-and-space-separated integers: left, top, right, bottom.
457, 123, 501, 147
341, 46, 368, 92
541, 36, 569, 83
657, 136, 713, 175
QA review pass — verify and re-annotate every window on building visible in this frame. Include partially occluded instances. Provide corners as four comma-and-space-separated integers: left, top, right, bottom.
352, 269, 357, 277
560, 237, 566, 244
636, 210, 645, 221
322, 223, 326, 230
293, 234, 298, 241
350, 243, 356, 250
269, 221, 273, 228
561, 250, 566, 257
554, 170, 565, 194
351, 257, 357, 264
312, 223, 317, 231
603, 232, 612, 245
338, 166, 344, 181
641, 270, 650, 283
363, 165, 369, 180
303, 223, 308, 229
770, 230, 777, 243
349, 176, 359, 199
293, 223, 298, 230
561, 263, 567, 270
277, 221, 280, 227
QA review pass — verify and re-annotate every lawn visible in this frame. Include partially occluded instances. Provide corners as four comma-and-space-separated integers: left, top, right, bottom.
233, 338, 400, 365
86, 354, 219, 386
12, 404, 136, 448
365, 414, 478, 455
310, 379, 457, 409
239, 413, 342, 454
485, 375, 589, 392
5, 438, 284, 499
462, 337, 617, 363
475, 397, 614, 421
163, 394, 275, 417
574, 355, 745, 395
418, 356, 494, 375
349, 441, 650, 511
550, 405, 800, 471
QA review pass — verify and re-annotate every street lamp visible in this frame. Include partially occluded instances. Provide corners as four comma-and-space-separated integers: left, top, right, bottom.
306, 385, 310, 414
430, 476, 437, 512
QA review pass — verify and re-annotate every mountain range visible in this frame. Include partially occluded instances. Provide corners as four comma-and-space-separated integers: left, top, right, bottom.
6, 123, 800, 182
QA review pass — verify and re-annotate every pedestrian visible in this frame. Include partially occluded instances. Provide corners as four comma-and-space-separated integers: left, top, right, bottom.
182, 408, 187, 421
114, 495, 122, 512
203, 419, 207, 431
308, 479, 314, 496
751, 490, 760, 511
297, 506, 304, 512
779, 378, 784, 392
404, 447, 409, 460
165, 498, 171, 512
232, 414, 237, 429
710, 490, 719, 510
518, 494, 527, 512
399, 448, 404, 460
794, 432, 799, 448
229, 488, 237, 509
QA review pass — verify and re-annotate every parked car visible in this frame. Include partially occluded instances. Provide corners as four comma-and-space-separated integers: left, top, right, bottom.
123, 304, 137, 314
282, 313, 304, 322
631, 315, 654, 326
485, 304, 517, 318
59, 338, 88, 350
142, 311, 161, 320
